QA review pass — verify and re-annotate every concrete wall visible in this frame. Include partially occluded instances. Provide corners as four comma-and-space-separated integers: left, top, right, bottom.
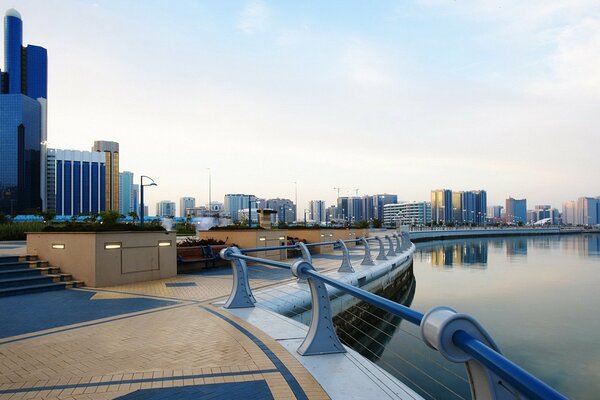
27, 231, 177, 287
199, 230, 288, 260
407, 227, 567, 241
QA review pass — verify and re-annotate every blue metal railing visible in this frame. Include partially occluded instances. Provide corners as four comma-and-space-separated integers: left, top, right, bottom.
219, 232, 567, 400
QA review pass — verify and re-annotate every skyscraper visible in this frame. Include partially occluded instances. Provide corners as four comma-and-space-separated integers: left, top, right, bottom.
92, 141, 119, 212
372, 194, 398, 221
265, 198, 295, 224
119, 171, 134, 215
0, 9, 48, 214
224, 194, 256, 221
156, 200, 176, 217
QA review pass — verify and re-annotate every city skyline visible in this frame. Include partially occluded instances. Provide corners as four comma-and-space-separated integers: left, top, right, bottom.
1, 1, 599, 209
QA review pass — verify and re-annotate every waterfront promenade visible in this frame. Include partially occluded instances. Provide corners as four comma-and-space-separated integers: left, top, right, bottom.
0, 240, 417, 400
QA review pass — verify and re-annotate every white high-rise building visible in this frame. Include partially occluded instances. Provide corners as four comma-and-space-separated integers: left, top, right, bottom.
309, 200, 326, 224
224, 194, 257, 221
562, 201, 577, 225
179, 196, 196, 218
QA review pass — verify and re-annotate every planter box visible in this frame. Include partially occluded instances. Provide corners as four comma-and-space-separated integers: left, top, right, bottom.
198, 230, 288, 261
26, 231, 177, 287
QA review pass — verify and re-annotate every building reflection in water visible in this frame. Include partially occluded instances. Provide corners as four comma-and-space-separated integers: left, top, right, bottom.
506, 238, 528, 258
562, 234, 600, 258
428, 241, 488, 268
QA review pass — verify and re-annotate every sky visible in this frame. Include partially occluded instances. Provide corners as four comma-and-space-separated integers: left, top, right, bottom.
2, 0, 599, 210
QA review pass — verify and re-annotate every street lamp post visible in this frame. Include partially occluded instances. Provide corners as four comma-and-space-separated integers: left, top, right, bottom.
140, 175, 157, 226
207, 168, 211, 217
304, 209, 310, 226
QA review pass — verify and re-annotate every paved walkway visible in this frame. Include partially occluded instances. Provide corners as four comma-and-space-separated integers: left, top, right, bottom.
0, 246, 371, 400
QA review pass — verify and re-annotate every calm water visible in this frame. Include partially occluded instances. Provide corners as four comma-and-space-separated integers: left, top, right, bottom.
352, 234, 600, 400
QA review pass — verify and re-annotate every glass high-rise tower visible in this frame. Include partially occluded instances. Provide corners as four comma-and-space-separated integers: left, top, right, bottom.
0, 9, 48, 214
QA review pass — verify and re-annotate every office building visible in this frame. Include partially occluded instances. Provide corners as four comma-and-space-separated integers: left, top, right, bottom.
119, 171, 134, 215
156, 200, 176, 217
326, 205, 338, 222
224, 194, 257, 221
92, 141, 119, 212
46, 149, 105, 216
383, 202, 431, 227
0, 9, 47, 214
505, 197, 527, 224
309, 200, 326, 224
488, 205, 503, 220
179, 196, 196, 218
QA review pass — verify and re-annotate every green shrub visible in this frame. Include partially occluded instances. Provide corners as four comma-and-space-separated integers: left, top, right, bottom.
0, 222, 45, 241
42, 223, 165, 233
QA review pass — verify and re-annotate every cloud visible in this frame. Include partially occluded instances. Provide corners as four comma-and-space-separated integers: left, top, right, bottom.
238, 0, 271, 34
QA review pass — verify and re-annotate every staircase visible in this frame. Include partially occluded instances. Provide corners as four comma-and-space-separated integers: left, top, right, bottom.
0, 255, 84, 297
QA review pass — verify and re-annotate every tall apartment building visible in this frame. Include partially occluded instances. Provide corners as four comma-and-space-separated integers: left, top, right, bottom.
92, 141, 119, 212
224, 194, 257, 221
431, 189, 453, 223
505, 197, 527, 224
309, 200, 326, 224
46, 149, 105, 216
119, 171, 135, 215
0, 9, 48, 214
179, 197, 196, 218
156, 200, 176, 217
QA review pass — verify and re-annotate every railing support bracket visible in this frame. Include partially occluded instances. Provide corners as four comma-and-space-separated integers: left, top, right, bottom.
220, 247, 256, 308
360, 237, 374, 266
337, 239, 355, 273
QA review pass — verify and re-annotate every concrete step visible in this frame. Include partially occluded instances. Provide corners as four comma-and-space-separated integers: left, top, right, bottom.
0, 267, 60, 279
0, 260, 49, 271
0, 255, 39, 264
0, 275, 60, 289
0, 281, 84, 298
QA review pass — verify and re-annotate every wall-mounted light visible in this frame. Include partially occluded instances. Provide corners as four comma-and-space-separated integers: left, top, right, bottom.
320, 234, 325, 237
278, 236, 285, 240
51, 244, 65, 249
158, 240, 172, 247
259, 237, 267, 241
104, 242, 122, 250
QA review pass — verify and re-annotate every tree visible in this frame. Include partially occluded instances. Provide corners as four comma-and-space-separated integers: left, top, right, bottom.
128, 211, 139, 222
99, 210, 122, 226
372, 218, 382, 228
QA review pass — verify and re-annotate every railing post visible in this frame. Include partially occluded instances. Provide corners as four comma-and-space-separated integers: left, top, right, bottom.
220, 247, 256, 308
291, 260, 346, 356
336, 239, 354, 273
420, 306, 518, 399
296, 242, 311, 283
402, 232, 412, 251
375, 236, 387, 260
392, 233, 402, 252
360, 237, 374, 266
385, 235, 396, 257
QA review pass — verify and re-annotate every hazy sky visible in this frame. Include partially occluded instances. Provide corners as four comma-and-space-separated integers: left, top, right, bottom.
3, 0, 599, 210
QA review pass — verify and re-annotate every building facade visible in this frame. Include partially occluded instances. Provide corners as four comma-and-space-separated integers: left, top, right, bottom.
372, 194, 397, 221
383, 202, 431, 227
179, 197, 196, 218
431, 189, 453, 224
0, 9, 47, 214
264, 198, 295, 224
505, 197, 527, 224
309, 200, 326, 224
92, 141, 119, 212
224, 194, 257, 221
577, 197, 599, 226
119, 171, 134, 215
156, 200, 176, 217
46, 149, 105, 216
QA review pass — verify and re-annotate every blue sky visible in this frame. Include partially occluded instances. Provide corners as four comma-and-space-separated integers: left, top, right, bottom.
3, 0, 599, 210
